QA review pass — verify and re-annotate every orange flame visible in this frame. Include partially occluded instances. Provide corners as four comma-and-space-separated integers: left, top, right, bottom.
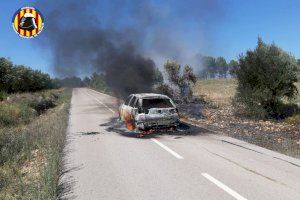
124, 112, 135, 130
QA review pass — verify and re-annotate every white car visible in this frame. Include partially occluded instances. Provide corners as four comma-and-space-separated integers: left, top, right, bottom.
119, 93, 180, 130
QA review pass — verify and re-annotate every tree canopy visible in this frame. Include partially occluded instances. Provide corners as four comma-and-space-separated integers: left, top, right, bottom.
234, 38, 299, 118
0, 58, 57, 93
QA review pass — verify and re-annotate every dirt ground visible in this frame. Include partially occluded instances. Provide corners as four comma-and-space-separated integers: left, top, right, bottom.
180, 79, 300, 158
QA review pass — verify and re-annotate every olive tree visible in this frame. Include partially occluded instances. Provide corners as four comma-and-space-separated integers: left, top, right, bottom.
164, 60, 197, 101
235, 38, 298, 118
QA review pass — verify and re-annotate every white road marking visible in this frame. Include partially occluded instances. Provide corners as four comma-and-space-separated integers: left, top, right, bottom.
85, 91, 117, 114
202, 173, 248, 200
87, 88, 114, 99
151, 138, 184, 159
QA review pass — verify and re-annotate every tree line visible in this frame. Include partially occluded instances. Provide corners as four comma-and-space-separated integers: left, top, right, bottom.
1, 37, 299, 120
83, 73, 109, 93
198, 56, 238, 79
0, 57, 58, 93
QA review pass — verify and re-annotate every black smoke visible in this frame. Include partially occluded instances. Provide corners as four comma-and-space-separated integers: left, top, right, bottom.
34, 0, 225, 98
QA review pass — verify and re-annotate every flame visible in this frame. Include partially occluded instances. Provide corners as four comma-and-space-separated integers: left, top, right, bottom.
137, 128, 155, 137
124, 112, 135, 131
121, 110, 176, 137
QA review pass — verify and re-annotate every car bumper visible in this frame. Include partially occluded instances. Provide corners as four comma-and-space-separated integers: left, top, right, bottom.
135, 118, 180, 130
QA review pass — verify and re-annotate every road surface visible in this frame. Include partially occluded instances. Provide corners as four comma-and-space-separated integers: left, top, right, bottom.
59, 88, 300, 200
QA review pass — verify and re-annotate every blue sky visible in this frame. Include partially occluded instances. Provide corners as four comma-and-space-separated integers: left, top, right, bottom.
1, 0, 300, 76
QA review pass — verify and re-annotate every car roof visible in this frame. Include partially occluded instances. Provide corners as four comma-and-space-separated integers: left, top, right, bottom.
131, 93, 170, 99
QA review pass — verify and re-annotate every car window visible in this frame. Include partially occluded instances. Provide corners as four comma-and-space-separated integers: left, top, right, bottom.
124, 95, 132, 105
129, 96, 136, 107
141, 98, 173, 113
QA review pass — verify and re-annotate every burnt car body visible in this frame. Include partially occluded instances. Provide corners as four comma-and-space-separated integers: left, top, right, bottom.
119, 93, 180, 130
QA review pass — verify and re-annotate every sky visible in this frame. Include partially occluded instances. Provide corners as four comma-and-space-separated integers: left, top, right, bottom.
1, 0, 300, 77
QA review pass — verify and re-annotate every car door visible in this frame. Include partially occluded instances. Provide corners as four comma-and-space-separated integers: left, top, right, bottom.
120, 95, 133, 120
127, 96, 137, 119
123, 95, 137, 130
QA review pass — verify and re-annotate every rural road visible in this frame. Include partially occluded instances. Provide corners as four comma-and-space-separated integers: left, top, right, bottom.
59, 88, 300, 200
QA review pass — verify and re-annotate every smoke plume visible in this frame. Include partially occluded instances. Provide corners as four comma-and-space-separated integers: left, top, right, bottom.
34, 0, 225, 98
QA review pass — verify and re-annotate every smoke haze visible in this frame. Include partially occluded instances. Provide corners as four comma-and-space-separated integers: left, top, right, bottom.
35, 0, 225, 97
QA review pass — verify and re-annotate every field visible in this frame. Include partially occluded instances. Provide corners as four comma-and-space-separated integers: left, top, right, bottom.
193, 79, 237, 106
191, 79, 300, 158
0, 89, 71, 199
194, 78, 300, 107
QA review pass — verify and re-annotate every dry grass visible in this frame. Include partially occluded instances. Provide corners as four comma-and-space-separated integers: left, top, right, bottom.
0, 89, 71, 199
0, 89, 63, 127
193, 78, 237, 106
294, 82, 300, 105
190, 78, 300, 158
194, 79, 300, 107
285, 82, 300, 125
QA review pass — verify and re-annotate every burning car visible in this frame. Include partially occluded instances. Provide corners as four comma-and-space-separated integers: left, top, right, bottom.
119, 93, 180, 130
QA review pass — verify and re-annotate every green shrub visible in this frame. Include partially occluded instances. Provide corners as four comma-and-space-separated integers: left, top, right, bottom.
163, 61, 197, 101
29, 97, 56, 115
0, 91, 7, 101
285, 113, 300, 125
0, 57, 58, 93
153, 83, 174, 98
234, 38, 299, 118
0, 104, 36, 126
0, 130, 25, 165
0, 89, 71, 199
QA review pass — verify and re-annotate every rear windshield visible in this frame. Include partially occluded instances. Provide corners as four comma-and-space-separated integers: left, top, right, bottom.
141, 98, 173, 113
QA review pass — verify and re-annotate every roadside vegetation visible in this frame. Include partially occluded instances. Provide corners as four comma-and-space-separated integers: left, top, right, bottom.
0, 57, 59, 93
191, 39, 300, 158
234, 38, 299, 119
192, 78, 300, 157
0, 57, 72, 199
83, 72, 110, 94
0, 89, 71, 199
153, 61, 197, 102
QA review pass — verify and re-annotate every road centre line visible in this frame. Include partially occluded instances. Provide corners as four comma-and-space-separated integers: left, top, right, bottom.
202, 173, 248, 200
85, 91, 117, 114
151, 138, 184, 159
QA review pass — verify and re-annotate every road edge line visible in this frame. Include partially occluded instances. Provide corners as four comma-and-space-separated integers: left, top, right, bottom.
84, 91, 117, 114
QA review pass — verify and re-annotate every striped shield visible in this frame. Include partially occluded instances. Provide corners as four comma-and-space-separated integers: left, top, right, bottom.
12, 7, 44, 38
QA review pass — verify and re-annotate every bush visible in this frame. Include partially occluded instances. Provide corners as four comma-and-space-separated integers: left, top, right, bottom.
0, 89, 71, 199
0, 90, 61, 127
0, 104, 36, 126
153, 83, 174, 97
234, 38, 299, 118
0, 91, 7, 101
30, 98, 56, 115
164, 61, 197, 101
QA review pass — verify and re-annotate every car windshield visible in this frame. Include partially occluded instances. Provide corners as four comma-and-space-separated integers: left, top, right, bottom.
141, 98, 173, 113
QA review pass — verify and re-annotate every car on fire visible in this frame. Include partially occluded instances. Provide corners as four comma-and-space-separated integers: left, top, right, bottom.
119, 93, 180, 130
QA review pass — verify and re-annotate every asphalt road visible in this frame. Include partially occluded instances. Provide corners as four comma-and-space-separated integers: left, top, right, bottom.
59, 88, 300, 200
